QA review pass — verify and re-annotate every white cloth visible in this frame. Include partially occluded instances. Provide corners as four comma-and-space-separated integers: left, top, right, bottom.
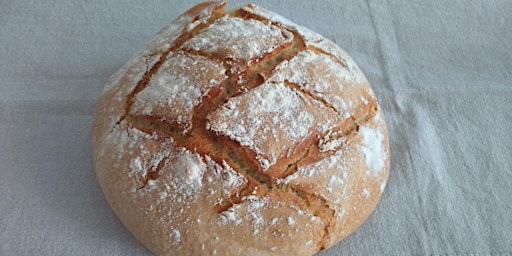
1, 0, 511, 255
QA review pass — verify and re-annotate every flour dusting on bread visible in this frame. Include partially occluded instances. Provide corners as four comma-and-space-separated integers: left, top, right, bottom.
92, 2, 389, 255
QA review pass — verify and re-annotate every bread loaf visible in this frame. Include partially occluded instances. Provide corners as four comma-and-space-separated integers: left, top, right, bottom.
92, 1, 390, 255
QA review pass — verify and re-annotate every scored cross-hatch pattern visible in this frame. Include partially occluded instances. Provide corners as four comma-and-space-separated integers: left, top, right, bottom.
101, 1, 383, 252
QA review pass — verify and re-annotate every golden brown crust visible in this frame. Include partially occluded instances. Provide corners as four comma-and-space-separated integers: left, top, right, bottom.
92, 1, 390, 255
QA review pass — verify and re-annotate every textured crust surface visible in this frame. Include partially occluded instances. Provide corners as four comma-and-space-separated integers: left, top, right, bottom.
92, 1, 390, 255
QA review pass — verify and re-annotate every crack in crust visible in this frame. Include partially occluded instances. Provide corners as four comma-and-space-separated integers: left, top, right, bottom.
117, 3, 377, 252
136, 153, 169, 191
306, 45, 349, 69
288, 186, 336, 251
119, 3, 227, 125
284, 81, 341, 116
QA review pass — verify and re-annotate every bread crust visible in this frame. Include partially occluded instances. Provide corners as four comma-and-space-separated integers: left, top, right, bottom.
92, 1, 390, 255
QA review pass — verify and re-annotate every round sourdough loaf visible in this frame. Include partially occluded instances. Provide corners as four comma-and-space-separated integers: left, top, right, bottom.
92, 1, 390, 255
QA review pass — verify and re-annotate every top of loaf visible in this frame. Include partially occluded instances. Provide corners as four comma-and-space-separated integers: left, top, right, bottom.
93, 1, 389, 255
119, 0, 378, 175
182, 15, 293, 70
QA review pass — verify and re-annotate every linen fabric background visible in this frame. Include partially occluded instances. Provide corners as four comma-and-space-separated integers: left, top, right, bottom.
1, 0, 511, 255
